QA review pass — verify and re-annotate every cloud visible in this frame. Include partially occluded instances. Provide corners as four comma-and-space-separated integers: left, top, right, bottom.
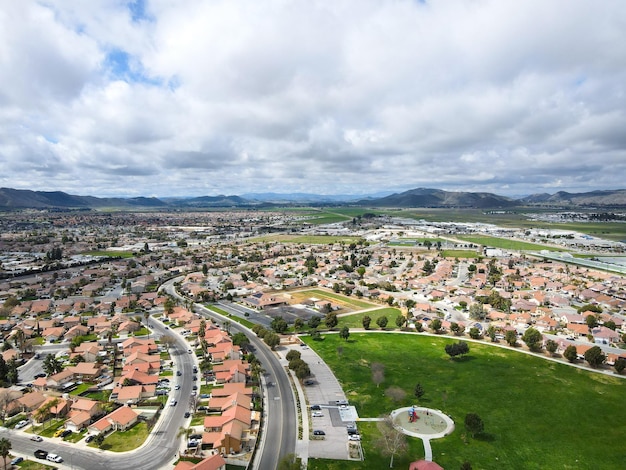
0, 0, 625, 197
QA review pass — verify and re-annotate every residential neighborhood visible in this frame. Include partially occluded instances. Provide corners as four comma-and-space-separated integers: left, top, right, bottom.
0, 209, 625, 469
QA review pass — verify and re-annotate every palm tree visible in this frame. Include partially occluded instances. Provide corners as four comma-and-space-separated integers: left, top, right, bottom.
0, 437, 11, 470
176, 426, 193, 453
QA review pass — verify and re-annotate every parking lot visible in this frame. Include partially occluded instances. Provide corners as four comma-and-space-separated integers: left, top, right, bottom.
285, 343, 361, 460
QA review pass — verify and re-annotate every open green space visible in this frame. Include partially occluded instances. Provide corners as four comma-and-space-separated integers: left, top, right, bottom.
336, 307, 403, 329
439, 249, 479, 258
249, 234, 363, 244
303, 333, 626, 470
455, 235, 564, 251
82, 250, 135, 258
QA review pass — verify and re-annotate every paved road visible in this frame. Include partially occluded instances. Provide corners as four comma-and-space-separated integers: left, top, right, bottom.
194, 302, 297, 470
6, 318, 193, 470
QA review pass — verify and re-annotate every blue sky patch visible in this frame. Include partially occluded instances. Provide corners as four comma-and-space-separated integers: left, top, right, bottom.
128, 0, 151, 23
104, 48, 162, 86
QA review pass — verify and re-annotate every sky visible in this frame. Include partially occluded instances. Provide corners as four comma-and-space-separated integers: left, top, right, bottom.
1, 0, 625, 199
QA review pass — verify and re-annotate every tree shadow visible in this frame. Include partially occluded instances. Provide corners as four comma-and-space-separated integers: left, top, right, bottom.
450, 355, 476, 362
475, 432, 496, 442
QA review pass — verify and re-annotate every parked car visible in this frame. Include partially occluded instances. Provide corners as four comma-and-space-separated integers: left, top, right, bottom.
312, 430, 325, 436
310, 404, 321, 410
15, 419, 29, 429
184, 412, 191, 418
61, 429, 72, 438
34, 373, 46, 378
312, 411, 323, 417
348, 434, 361, 441
53, 428, 65, 437
47, 453, 63, 463
10, 457, 23, 465
170, 399, 178, 406
85, 434, 95, 443
34, 449, 48, 459
176, 370, 182, 376
304, 379, 315, 385
30, 435, 43, 442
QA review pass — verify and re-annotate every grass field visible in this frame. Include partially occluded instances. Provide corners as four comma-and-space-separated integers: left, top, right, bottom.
336, 307, 403, 329
439, 249, 479, 258
455, 235, 564, 251
82, 250, 135, 258
248, 234, 363, 244
302, 333, 626, 470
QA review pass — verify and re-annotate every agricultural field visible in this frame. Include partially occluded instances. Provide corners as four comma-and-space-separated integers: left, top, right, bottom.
439, 249, 480, 258
303, 333, 626, 470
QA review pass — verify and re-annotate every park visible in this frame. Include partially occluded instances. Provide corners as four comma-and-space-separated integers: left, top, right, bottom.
303, 333, 626, 469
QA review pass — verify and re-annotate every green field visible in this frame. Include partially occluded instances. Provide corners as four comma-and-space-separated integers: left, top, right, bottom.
248, 234, 363, 245
439, 249, 479, 258
292, 289, 377, 310
336, 307, 403, 329
455, 235, 564, 251
83, 250, 135, 258
303, 333, 626, 470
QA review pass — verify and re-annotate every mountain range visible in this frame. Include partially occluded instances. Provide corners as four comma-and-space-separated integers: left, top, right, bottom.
1, 187, 626, 211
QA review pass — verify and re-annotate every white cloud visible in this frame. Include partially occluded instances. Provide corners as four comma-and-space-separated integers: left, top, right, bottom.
0, 0, 625, 198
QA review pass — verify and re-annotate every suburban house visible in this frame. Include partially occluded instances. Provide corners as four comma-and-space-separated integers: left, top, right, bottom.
88, 405, 139, 434
173, 453, 226, 470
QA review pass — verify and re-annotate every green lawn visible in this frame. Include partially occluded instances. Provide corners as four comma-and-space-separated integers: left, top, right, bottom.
99, 422, 149, 451
336, 307, 403, 329
456, 235, 564, 251
439, 249, 480, 258
303, 333, 626, 470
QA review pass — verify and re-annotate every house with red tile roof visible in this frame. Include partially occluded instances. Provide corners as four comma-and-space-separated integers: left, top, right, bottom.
88, 405, 139, 434
173, 453, 226, 470
110, 384, 156, 404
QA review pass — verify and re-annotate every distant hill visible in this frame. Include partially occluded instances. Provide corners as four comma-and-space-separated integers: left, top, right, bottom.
356, 188, 516, 208
0, 188, 167, 210
1, 187, 626, 211
519, 189, 626, 207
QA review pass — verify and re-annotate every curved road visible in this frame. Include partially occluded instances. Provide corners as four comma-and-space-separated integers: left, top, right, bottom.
161, 280, 297, 470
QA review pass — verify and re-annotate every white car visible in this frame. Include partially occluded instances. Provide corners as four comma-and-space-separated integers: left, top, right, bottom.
312, 411, 323, 417
47, 453, 63, 463
14, 420, 29, 429
170, 399, 178, 406
30, 435, 43, 442
348, 434, 361, 441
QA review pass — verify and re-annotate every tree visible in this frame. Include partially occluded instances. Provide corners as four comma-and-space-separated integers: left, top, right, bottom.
450, 322, 462, 336
505, 330, 518, 346
371, 362, 385, 388
430, 318, 442, 334
464, 413, 484, 438
395, 315, 406, 329
42, 354, 63, 376
308, 316, 321, 329
469, 303, 486, 320
362, 315, 372, 330
94, 432, 106, 447
460, 461, 472, 470
159, 335, 177, 351
585, 314, 598, 329
584, 346, 606, 368
545, 339, 558, 356
375, 414, 408, 468
486, 325, 497, 342
271, 316, 289, 334
376, 316, 388, 329
445, 341, 470, 359
521, 327, 543, 352
293, 318, 304, 332
286, 350, 301, 362
339, 326, 350, 341
263, 332, 280, 350
563, 345, 578, 363
614, 358, 626, 374
0, 436, 11, 470
468, 327, 481, 339
385, 386, 407, 403
414, 383, 425, 401
325, 312, 338, 329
